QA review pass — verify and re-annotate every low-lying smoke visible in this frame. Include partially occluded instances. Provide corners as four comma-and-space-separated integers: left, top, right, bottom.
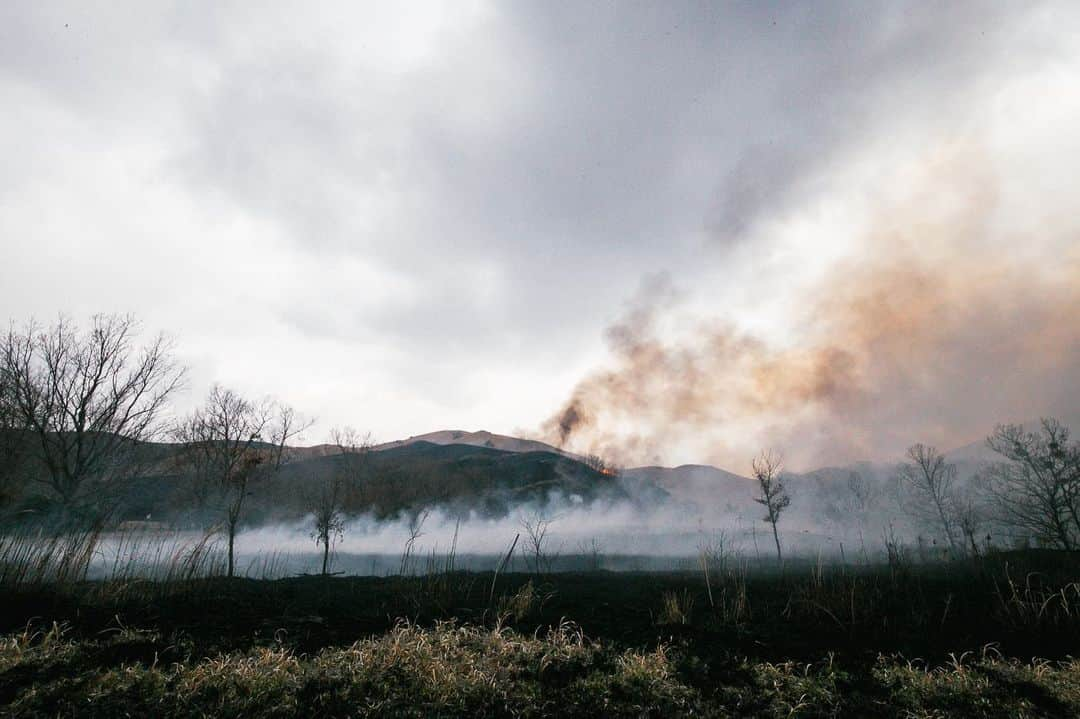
233, 474, 914, 566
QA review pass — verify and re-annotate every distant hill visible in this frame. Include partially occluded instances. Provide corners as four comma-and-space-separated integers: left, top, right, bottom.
298, 440, 628, 520
372, 430, 571, 457
622, 464, 755, 509
71, 439, 633, 525
944, 438, 999, 465
9, 422, 1079, 531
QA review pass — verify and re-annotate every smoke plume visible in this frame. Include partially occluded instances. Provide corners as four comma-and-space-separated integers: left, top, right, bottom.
542, 137, 1080, 470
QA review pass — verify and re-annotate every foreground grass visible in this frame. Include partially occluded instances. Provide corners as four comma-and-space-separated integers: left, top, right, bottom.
3, 551, 1080, 716
3, 620, 1080, 718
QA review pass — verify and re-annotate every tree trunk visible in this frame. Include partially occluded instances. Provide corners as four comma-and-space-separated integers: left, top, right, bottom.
966, 531, 980, 558
770, 518, 782, 562
1063, 499, 1080, 546
321, 535, 330, 576
227, 528, 235, 578
1056, 515, 1073, 551
934, 500, 958, 552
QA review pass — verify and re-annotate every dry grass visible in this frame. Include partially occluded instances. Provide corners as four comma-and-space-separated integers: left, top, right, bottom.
993, 569, 1080, 633
657, 588, 695, 625
5, 619, 1080, 717
0, 620, 698, 717
0, 526, 103, 586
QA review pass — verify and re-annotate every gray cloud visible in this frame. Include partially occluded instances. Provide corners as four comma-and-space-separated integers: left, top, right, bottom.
1, 1, 1074, 462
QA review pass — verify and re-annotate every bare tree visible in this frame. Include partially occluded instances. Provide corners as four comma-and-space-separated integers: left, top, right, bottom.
897, 444, 960, 552
985, 419, 1080, 550
954, 482, 987, 557
752, 450, 790, 562
0, 367, 29, 508
0, 315, 185, 514
309, 427, 371, 576
521, 510, 558, 575
399, 508, 429, 575
845, 471, 874, 515
310, 472, 346, 576
174, 385, 310, 577
828, 470, 878, 549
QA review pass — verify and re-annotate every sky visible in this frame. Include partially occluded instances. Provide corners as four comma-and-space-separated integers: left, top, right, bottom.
2, 2, 1079, 471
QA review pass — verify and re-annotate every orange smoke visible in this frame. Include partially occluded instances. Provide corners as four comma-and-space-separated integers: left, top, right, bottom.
541, 143, 1080, 470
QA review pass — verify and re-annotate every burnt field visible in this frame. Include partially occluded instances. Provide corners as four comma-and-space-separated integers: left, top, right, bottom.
3, 550, 1080, 717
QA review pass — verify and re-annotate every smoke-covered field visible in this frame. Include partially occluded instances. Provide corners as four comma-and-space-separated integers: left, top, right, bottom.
3, 416, 1073, 718
74, 520, 849, 582
75, 483, 924, 582
5, 531, 1080, 717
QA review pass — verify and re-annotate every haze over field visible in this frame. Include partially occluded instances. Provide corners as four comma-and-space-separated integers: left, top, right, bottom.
3, 2, 1080, 470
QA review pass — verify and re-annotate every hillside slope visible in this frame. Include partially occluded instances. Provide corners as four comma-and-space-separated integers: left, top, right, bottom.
94, 440, 632, 525
372, 430, 570, 457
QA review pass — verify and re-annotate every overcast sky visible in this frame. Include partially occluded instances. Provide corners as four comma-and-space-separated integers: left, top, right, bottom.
3, 2, 1078, 469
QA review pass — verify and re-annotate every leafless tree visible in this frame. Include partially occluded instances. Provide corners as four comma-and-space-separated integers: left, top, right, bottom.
0, 367, 29, 507
521, 510, 558, 575
896, 444, 960, 552
831, 470, 878, 549
844, 471, 874, 515
954, 482, 987, 557
309, 427, 371, 576
309, 472, 346, 576
399, 508, 429, 575
752, 450, 790, 562
985, 419, 1080, 550
173, 385, 310, 577
0, 315, 185, 514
